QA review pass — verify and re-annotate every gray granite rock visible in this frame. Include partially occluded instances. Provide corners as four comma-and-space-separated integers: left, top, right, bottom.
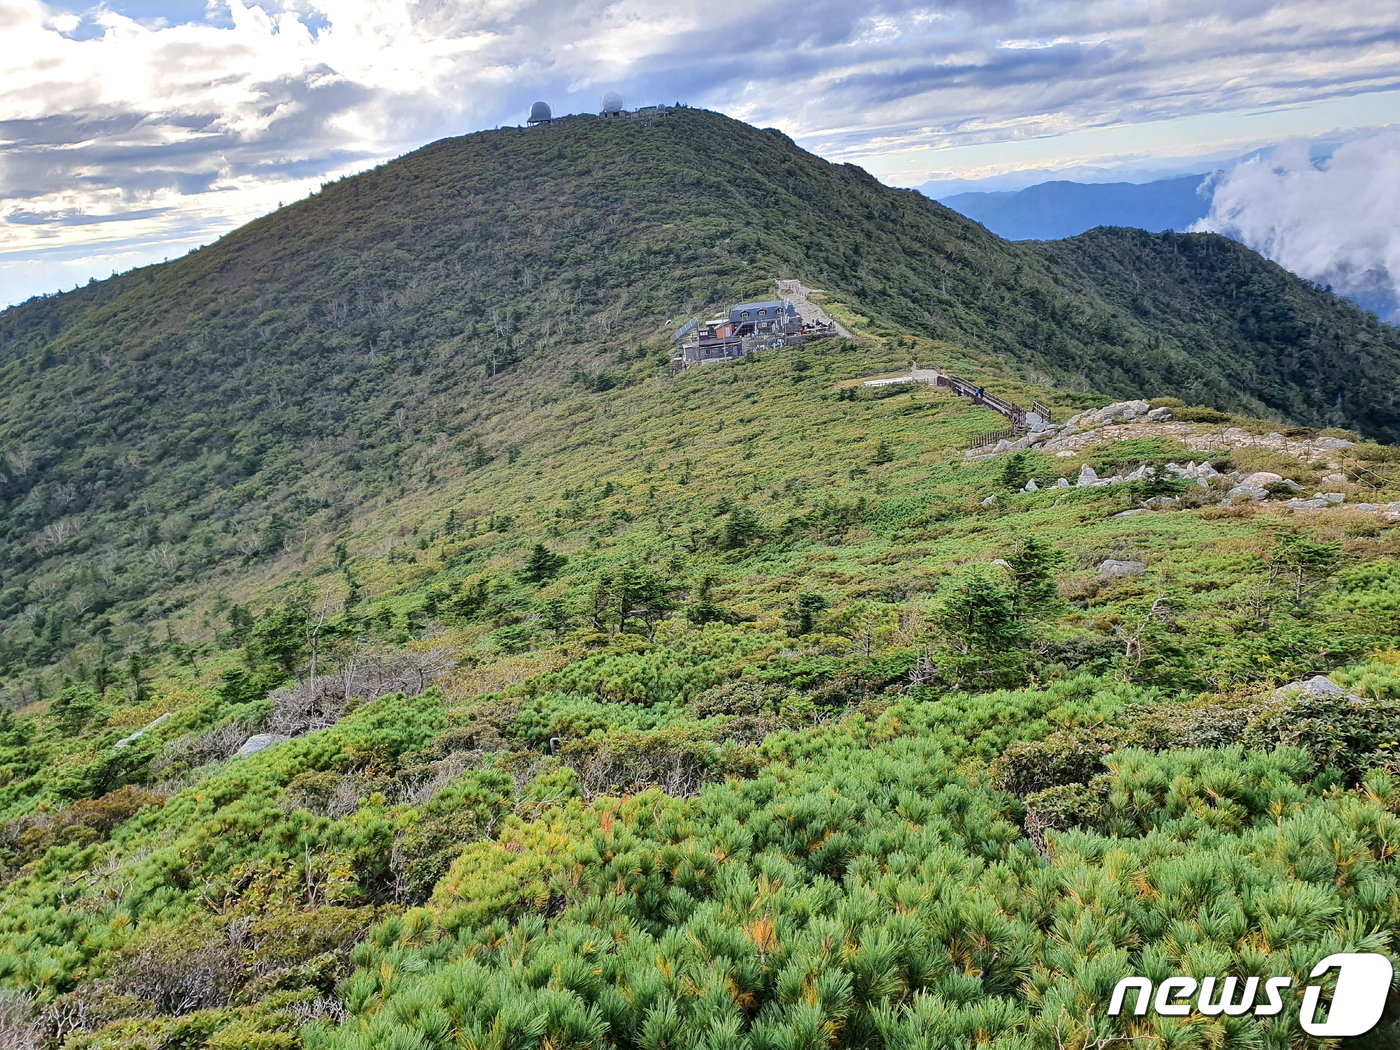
1274, 675, 1346, 699
234, 733, 292, 759
1098, 559, 1147, 577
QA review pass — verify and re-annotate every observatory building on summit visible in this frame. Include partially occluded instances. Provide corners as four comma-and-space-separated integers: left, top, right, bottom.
523, 95, 677, 127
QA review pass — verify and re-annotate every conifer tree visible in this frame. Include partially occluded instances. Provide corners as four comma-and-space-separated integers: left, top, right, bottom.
998, 451, 1031, 490
520, 543, 567, 584
1006, 536, 1065, 618
928, 566, 1028, 688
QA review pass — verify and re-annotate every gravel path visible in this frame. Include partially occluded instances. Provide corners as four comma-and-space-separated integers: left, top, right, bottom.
777, 279, 852, 338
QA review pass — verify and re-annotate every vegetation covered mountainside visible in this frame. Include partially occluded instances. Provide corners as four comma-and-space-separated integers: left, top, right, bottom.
3, 107, 1400, 695
1, 107, 1400, 1049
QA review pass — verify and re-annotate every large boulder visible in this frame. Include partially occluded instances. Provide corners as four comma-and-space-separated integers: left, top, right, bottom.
1225, 483, 1270, 502
1312, 436, 1355, 450
1145, 406, 1173, 422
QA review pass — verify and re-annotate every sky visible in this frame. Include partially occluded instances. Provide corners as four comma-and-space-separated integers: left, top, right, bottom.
2, 0, 1399, 308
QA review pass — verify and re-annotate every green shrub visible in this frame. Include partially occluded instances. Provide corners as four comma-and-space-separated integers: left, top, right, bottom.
992, 731, 1117, 795
1241, 691, 1400, 779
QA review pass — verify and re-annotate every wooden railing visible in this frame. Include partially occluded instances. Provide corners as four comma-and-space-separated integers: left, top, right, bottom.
969, 426, 1021, 451
1032, 401, 1053, 424
934, 372, 1036, 448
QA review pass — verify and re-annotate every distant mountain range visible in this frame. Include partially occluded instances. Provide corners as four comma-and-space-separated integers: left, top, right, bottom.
935, 174, 1211, 241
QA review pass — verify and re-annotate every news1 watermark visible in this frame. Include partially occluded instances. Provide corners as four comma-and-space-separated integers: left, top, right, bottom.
1108, 953, 1394, 1037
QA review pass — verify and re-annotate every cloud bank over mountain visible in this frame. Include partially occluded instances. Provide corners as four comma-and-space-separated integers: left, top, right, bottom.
1194, 129, 1400, 321
2, 0, 1398, 304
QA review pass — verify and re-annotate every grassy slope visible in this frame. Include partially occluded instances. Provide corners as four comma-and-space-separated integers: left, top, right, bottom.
0, 316, 1399, 1046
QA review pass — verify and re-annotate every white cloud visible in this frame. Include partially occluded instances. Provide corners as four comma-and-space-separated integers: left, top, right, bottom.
2, 0, 1399, 304
1193, 127, 1400, 320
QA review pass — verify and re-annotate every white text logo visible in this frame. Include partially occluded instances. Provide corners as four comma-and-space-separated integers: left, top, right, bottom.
1107, 953, 1393, 1037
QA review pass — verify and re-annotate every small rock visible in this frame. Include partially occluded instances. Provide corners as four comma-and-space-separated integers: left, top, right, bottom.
1240, 471, 1284, 488
234, 733, 292, 759
1076, 465, 1099, 488
1321, 473, 1348, 486
1225, 483, 1270, 502
1055, 449, 1076, 458
1112, 509, 1151, 517
1023, 479, 1039, 492
1098, 559, 1147, 577
1316, 492, 1345, 504
1287, 498, 1332, 510
990, 558, 1012, 568
1055, 477, 1070, 488
1223, 427, 1250, 440
1354, 503, 1378, 512
1145, 407, 1173, 422
1143, 496, 1180, 509
1312, 436, 1355, 450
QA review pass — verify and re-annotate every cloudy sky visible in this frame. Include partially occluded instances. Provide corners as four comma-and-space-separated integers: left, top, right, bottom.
2, 0, 1398, 307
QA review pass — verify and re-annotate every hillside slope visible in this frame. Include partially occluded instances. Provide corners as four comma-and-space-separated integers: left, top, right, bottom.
1, 333, 1399, 1048
2, 107, 1400, 1048
3, 107, 1400, 696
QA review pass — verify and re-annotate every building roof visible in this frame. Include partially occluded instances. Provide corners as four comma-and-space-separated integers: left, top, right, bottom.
729, 300, 786, 319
